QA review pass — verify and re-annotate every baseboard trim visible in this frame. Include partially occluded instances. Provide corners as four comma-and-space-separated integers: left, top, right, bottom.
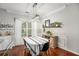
12, 44, 24, 48
59, 46, 79, 55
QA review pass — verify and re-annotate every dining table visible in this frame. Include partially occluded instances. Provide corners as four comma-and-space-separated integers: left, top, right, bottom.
24, 36, 49, 56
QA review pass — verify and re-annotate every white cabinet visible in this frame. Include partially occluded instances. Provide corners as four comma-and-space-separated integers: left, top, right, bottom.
49, 28, 67, 49
58, 35, 67, 49
0, 36, 13, 50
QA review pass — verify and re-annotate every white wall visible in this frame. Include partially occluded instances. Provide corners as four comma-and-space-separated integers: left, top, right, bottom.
43, 4, 79, 54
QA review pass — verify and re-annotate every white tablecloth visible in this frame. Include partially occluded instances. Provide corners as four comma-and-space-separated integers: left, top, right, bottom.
24, 36, 49, 56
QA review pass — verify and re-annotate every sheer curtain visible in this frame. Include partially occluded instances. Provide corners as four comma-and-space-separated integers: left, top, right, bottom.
31, 20, 42, 37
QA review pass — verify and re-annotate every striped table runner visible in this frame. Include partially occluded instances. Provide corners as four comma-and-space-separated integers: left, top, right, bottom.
24, 36, 48, 56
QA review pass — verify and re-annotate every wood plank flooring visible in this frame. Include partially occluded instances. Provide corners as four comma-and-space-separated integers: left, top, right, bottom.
0, 45, 78, 56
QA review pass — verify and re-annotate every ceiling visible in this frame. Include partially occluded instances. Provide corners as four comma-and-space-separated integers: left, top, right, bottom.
0, 3, 66, 19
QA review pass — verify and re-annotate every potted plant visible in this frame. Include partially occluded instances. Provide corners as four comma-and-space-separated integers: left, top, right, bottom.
46, 31, 52, 36
50, 21, 62, 27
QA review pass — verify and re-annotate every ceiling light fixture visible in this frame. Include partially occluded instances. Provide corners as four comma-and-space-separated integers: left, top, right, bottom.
25, 3, 40, 19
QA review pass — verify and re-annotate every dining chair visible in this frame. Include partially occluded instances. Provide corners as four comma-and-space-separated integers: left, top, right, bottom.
40, 42, 51, 56
23, 39, 31, 56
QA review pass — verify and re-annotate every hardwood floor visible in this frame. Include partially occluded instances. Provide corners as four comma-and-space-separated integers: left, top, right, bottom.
0, 45, 78, 56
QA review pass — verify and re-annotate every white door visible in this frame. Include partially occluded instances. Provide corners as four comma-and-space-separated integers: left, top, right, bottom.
15, 19, 24, 45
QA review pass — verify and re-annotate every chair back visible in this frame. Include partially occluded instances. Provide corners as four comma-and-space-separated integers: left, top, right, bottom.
41, 42, 49, 51
23, 39, 26, 47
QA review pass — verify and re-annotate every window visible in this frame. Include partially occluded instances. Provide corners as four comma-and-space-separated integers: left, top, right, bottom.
28, 22, 32, 37
22, 22, 32, 37
22, 22, 27, 36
